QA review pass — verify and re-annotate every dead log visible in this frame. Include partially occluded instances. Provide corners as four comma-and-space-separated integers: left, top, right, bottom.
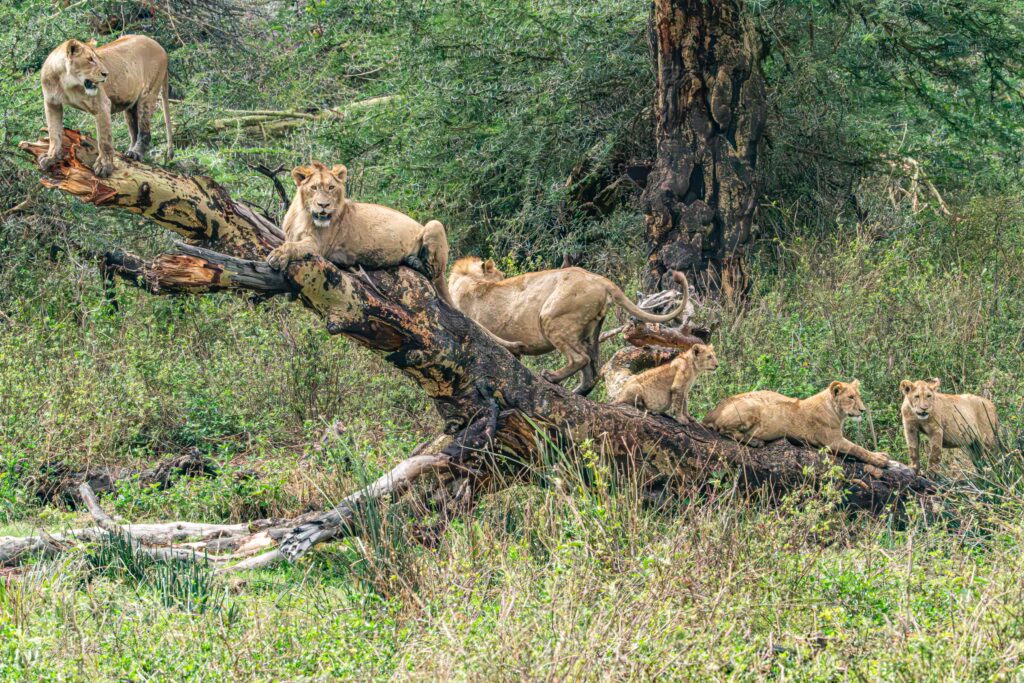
11, 129, 936, 572
0, 483, 289, 568
209, 97, 396, 139
26, 451, 217, 507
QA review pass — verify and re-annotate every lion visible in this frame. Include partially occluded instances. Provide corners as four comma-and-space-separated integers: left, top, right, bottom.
702, 380, 891, 468
40, 35, 173, 178
447, 257, 690, 395
612, 343, 718, 423
900, 378, 998, 470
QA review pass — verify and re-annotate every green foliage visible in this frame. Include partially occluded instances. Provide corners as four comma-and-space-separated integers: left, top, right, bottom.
84, 531, 234, 614
1, 0, 1024, 679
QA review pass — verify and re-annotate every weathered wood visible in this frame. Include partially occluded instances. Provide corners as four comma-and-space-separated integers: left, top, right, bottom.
622, 321, 708, 349
19, 129, 284, 259
16, 130, 936, 569
210, 97, 396, 139
27, 451, 217, 507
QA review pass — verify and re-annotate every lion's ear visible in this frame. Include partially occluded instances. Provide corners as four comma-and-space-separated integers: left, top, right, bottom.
67, 40, 83, 56
692, 345, 702, 356
331, 164, 347, 182
900, 380, 913, 395
927, 377, 941, 390
291, 165, 312, 186
850, 379, 861, 390
829, 381, 844, 397
483, 259, 496, 272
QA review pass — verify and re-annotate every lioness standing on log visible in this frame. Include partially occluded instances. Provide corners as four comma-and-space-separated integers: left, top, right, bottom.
703, 380, 891, 469
447, 257, 690, 396
39, 35, 173, 178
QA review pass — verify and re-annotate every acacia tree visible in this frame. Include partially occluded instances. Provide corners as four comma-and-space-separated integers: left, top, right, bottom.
0, 131, 934, 571
641, 0, 766, 294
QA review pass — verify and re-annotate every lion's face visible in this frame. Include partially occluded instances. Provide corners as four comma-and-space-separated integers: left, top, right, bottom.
292, 161, 348, 229
829, 379, 867, 420
680, 343, 718, 373
65, 40, 108, 96
900, 378, 940, 419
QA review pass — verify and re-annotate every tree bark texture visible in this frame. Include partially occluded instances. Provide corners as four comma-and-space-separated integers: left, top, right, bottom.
642, 0, 767, 295
12, 130, 933, 568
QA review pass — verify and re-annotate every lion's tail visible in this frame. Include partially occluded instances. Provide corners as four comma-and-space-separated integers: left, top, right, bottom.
607, 271, 689, 323
161, 72, 173, 161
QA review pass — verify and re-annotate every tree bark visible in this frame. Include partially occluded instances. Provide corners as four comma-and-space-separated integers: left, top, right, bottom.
641, 0, 767, 295
11, 130, 933, 570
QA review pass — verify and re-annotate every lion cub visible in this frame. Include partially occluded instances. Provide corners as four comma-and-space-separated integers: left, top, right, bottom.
613, 344, 718, 423
267, 161, 456, 305
40, 35, 173, 178
900, 378, 998, 470
703, 380, 890, 468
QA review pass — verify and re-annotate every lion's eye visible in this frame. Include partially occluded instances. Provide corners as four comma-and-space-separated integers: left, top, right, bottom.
327, 184, 336, 191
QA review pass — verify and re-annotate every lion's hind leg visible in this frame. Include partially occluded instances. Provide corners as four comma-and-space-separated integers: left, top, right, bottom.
124, 106, 140, 156
574, 318, 603, 396
126, 96, 157, 161
540, 322, 591, 386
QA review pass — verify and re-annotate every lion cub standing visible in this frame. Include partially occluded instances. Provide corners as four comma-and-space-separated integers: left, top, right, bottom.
900, 378, 998, 470
613, 344, 718, 423
703, 380, 890, 468
40, 35, 173, 178
267, 161, 456, 305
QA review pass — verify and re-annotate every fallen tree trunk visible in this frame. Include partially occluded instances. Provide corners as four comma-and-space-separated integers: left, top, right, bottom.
209, 97, 396, 139
7, 129, 936, 572
27, 451, 218, 507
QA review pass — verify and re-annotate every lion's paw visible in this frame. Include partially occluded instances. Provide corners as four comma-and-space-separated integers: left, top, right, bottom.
93, 157, 115, 178
39, 152, 64, 171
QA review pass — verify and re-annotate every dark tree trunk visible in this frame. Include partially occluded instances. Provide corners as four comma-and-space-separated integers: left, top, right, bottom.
641, 0, 767, 295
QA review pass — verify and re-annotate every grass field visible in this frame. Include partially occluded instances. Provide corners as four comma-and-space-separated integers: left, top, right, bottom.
2, 0, 1024, 680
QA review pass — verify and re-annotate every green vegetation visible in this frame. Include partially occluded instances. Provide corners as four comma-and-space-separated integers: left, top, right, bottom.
1, 0, 1023, 679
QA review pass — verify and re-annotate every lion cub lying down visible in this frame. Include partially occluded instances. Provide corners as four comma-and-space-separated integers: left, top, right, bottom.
613, 344, 718, 423
703, 380, 890, 468
448, 258, 690, 396
268, 161, 455, 304
900, 378, 998, 470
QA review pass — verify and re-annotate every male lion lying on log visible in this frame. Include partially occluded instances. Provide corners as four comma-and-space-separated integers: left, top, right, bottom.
448, 257, 690, 396
39, 35, 173, 178
703, 380, 891, 469
267, 161, 453, 299
267, 161, 525, 353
